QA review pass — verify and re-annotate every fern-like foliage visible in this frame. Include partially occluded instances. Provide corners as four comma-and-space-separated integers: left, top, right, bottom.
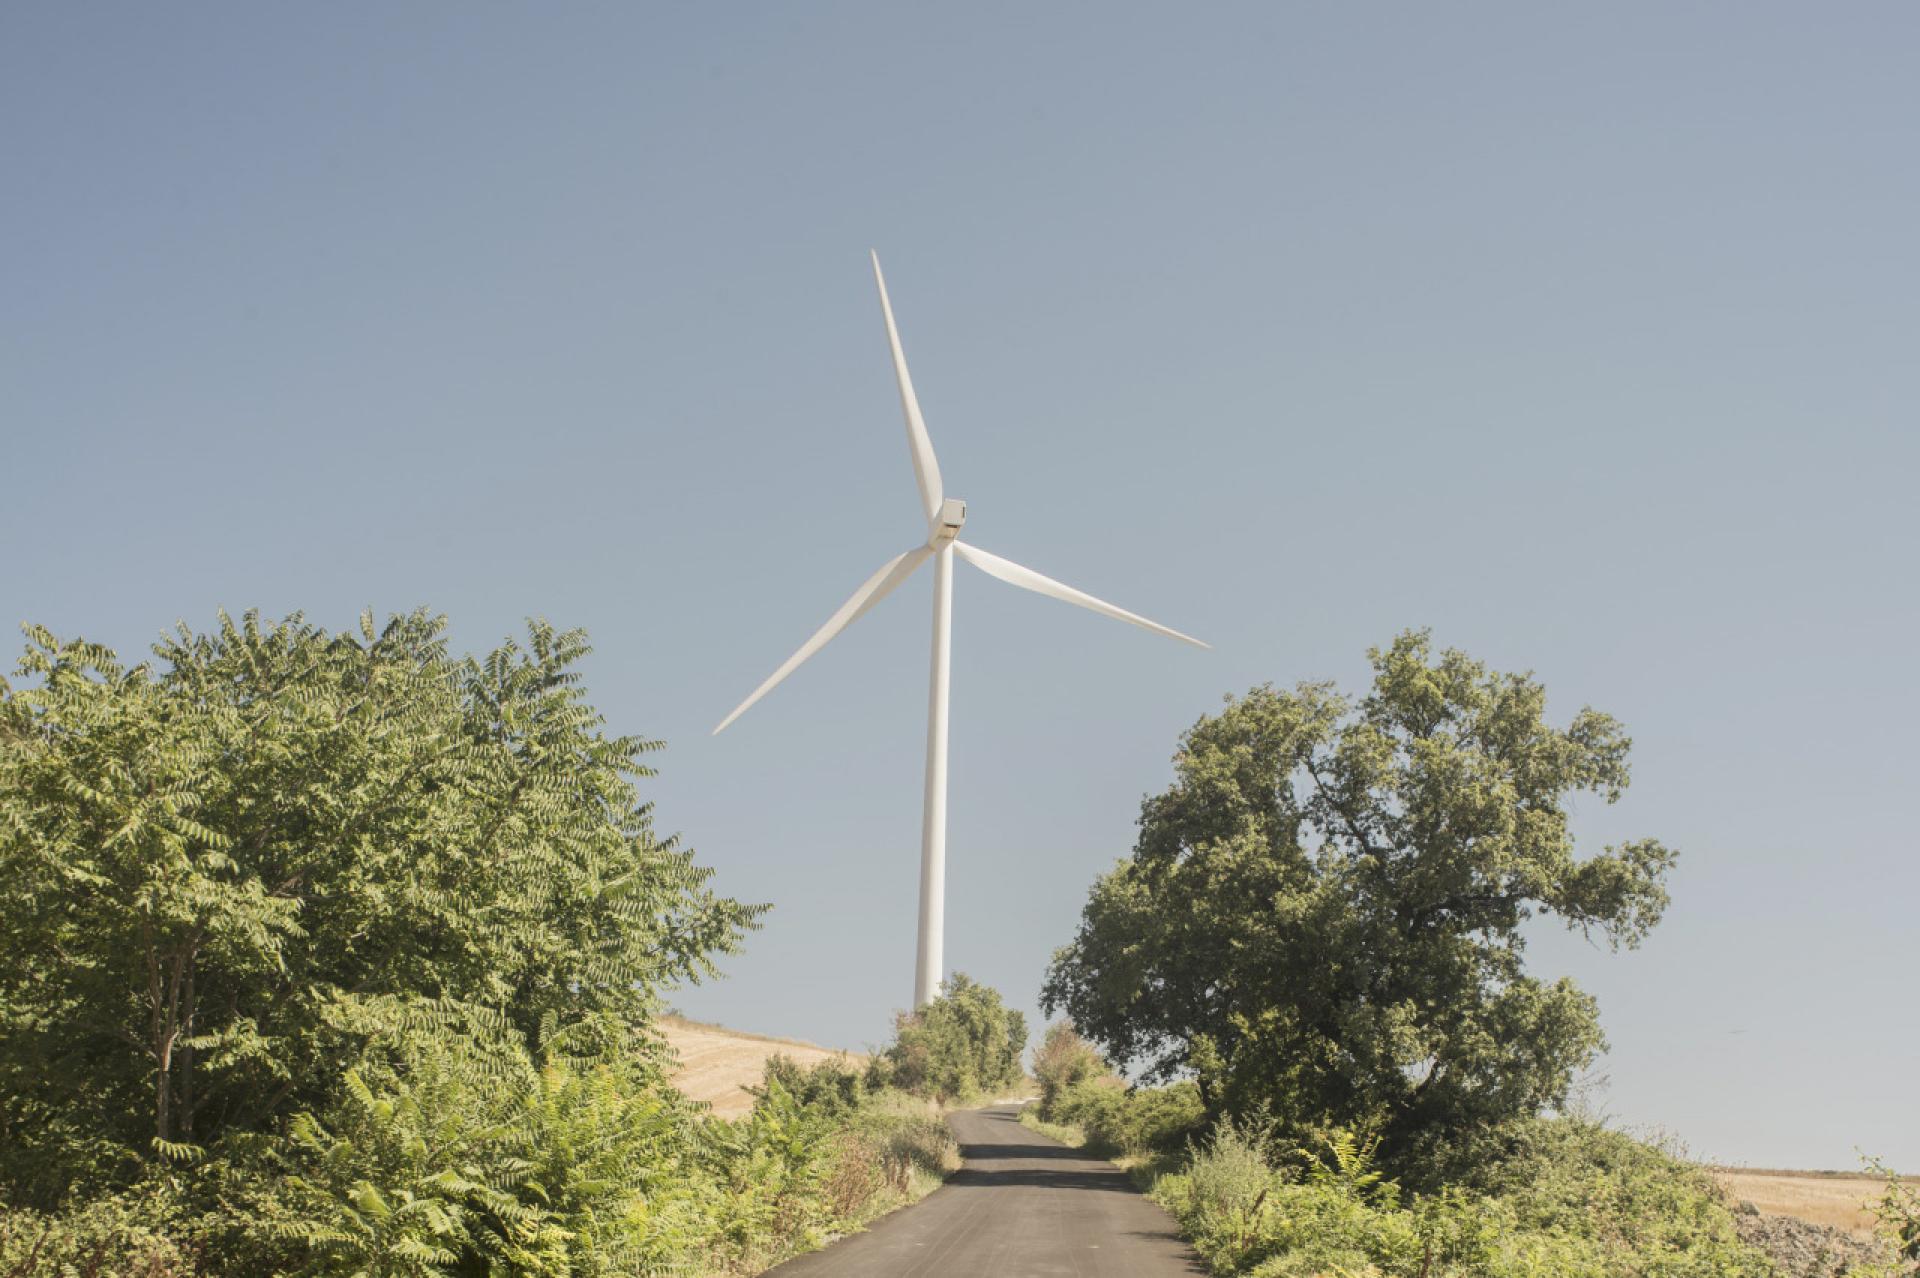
0, 610, 764, 1205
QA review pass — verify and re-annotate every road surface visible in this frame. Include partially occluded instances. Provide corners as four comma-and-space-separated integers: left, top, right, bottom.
767, 1104, 1204, 1277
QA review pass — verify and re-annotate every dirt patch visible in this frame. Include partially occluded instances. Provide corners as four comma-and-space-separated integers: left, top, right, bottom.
660, 1015, 866, 1118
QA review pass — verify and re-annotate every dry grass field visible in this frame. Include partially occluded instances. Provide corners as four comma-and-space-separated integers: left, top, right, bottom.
1711, 1168, 1893, 1238
659, 1014, 867, 1118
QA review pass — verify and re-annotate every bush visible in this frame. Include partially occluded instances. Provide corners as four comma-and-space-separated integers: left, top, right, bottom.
1867, 1160, 1920, 1274
707, 1063, 956, 1272
241, 1021, 719, 1278
1051, 1080, 1207, 1159
0, 1187, 198, 1278
1151, 1115, 1778, 1278
882, 974, 1027, 1103
0, 610, 971, 1277
0, 612, 760, 1206
800, 1089, 957, 1236
227, 1037, 958, 1278
758, 1053, 869, 1118
1032, 1022, 1105, 1117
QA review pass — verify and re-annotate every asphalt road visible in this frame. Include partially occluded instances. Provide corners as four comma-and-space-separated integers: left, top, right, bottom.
766, 1104, 1204, 1277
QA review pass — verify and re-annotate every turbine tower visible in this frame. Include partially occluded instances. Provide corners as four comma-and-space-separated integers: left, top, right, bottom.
715, 253, 1208, 1008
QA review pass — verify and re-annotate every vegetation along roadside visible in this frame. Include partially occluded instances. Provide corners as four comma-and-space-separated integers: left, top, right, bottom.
0, 610, 1024, 1277
1025, 633, 1917, 1278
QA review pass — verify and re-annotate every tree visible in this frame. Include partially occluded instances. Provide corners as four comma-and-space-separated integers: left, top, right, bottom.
1030, 1022, 1106, 1118
882, 974, 1027, 1102
0, 610, 762, 1200
1042, 631, 1675, 1166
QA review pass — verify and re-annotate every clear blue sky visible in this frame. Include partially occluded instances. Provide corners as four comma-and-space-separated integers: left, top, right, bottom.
4, 4, 1915, 1170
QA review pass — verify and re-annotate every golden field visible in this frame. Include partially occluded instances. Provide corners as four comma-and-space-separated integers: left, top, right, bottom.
659, 1014, 867, 1117
1711, 1168, 1895, 1238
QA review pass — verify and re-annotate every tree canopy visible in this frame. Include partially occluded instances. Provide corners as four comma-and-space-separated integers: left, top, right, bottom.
1042, 631, 1675, 1163
881, 973, 1028, 1102
0, 609, 762, 1199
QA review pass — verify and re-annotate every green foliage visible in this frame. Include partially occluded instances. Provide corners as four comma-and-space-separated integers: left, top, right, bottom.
882, 974, 1027, 1103
176, 1028, 951, 1278
253, 1021, 720, 1278
1048, 1080, 1207, 1159
702, 1061, 956, 1273
0, 610, 763, 1204
756, 1053, 870, 1119
0, 610, 906, 1276
1866, 1159, 1920, 1275
1151, 1113, 1775, 1278
1031, 1022, 1105, 1117
0, 1185, 198, 1278
1044, 631, 1676, 1170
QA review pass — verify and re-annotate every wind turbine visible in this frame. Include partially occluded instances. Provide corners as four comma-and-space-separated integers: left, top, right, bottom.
715, 253, 1208, 1008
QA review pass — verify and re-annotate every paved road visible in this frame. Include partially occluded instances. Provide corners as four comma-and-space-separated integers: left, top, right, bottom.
767, 1104, 1204, 1277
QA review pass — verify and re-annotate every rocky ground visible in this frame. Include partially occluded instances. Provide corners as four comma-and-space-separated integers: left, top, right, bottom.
1733, 1201, 1894, 1278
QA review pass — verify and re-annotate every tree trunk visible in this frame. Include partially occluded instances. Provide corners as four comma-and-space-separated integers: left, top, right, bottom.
180, 956, 195, 1139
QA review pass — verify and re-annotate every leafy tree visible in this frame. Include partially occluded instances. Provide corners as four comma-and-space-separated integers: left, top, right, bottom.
882, 974, 1027, 1102
1042, 631, 1675, 1167
1030, 1022, 1105, 1118
0, 610, 762, 1200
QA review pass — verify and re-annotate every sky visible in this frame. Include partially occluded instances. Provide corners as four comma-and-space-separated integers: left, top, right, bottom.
3, 4, 1915, 1171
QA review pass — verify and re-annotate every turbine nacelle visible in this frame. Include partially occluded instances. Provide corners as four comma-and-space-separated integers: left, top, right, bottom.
927, 497, 966, 548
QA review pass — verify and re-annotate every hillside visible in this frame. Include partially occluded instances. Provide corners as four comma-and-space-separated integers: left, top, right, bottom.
660, 1014, 868, 1117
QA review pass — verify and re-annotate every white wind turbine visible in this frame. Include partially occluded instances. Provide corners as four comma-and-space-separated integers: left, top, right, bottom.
715, 253, 1208, 1008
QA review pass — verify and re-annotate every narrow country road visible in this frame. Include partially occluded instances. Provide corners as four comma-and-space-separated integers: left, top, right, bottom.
767, 1104, 1204, 1277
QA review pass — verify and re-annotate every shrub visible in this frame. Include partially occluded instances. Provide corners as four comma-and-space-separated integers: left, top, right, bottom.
809, 1090, 957, 1231
708, 1065, 957, 1272
1152, 1114, 1778, 1278
1051, 1080, 1206, 1158
0, 1187, 198, 1278
1032, 1022, 1105, 1118
252, 1023, 721, 1278
246, 1037, 957, 1278
758, 1053, 869, 1118
1858, 1159, 1919, 1277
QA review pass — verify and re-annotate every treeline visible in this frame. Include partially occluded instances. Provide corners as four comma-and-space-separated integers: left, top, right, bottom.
0, 611, 1025, 1276
1029, 634, 1918, 1277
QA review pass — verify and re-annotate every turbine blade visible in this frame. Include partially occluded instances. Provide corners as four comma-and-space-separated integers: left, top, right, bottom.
871, 251, 944, 521
954, 542, 1210, 649
713, 545, 934, 734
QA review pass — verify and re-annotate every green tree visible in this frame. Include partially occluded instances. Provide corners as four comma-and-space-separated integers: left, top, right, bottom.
1030, 1021, 1106, 1118
0, 610, 762, 1201
1042, 631, 1675, 1167
882, 974, 1027, 1102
